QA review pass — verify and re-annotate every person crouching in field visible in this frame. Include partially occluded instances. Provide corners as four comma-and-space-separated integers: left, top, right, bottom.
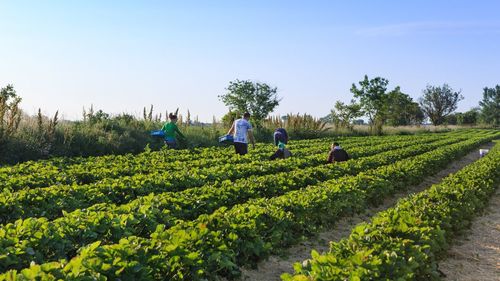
227, 112, 256, 155
273, 128, 288, 146
270, 141, 292, 160
327, 142, 349, 163
161, 113, 185, 149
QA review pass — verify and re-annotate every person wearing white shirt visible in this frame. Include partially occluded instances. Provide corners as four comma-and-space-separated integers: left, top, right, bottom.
227, 112, 256, 155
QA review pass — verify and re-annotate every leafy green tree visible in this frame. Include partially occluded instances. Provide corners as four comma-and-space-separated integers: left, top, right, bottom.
219, 80, 280, 127
479, 85, 500, 126
444, 113, 458, 125
330, 100, 363, 130
221, 110, 241, 128
419, 84, 463, 125
456, 108, 479, 125
350, 75, 389, 134
408, 102, 425, 125
385, 87, 423, 126
0, 84, 22, 143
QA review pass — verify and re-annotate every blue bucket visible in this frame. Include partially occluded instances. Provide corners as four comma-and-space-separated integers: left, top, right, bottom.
151, 130, 165, 137
219, 134, 234, 144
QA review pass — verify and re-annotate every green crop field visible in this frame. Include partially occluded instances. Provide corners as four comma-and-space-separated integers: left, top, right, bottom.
0, 129, 498, 280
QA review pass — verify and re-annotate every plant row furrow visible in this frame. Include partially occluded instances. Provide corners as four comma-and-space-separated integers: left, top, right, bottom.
0, 134, 434, 191
0, 135, 449, 224
0, 133, 495, 280
283, 141, 500, 280
0, 136, 464, 272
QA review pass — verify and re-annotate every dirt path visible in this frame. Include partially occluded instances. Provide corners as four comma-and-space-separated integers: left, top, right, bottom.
239, 142, 496, 281
438, 187, 500, 281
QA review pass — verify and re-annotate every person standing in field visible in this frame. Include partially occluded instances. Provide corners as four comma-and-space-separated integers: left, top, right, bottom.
161, 113, 185, 149
273, 127, 288, 146
327, 142, 349, 163
227, 112, 255, 155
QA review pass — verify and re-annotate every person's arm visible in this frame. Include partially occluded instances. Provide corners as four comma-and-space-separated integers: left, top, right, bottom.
227, 122, 235, 135
327, 150, 334, 163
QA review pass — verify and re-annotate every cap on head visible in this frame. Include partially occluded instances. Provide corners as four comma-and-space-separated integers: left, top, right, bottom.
169, 113, 178, 120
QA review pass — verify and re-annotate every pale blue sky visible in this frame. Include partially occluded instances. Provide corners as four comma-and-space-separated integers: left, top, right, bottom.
1, 1, 499, 121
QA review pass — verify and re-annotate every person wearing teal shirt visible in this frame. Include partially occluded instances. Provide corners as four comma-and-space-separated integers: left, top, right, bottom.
161, 113, 185, 149
270, 141, 292, 160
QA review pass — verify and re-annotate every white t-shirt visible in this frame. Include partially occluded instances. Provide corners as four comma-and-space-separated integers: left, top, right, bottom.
233, 118, 252, 143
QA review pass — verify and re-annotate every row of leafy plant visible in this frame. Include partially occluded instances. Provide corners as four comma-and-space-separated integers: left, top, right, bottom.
0, 134, 447, 191
0, 135, 464, 272
1, 134, 412, 178
0, 138, 333, 191
0, 134, 451, 224
282, 141, 500, 280
1, 133, 496, 280
0, 136, 344, 179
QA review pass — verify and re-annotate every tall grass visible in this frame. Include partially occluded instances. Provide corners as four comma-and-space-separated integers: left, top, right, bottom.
0, 108, 485, 165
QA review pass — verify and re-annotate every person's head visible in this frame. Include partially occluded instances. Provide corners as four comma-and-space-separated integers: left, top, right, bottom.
169, 113, 178, 123
243, 112, 251, 120
331, 142, 339, 149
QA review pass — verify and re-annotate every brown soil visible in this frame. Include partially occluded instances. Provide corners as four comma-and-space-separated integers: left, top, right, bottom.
438, 187, 500, 281
239, 142, 496, 281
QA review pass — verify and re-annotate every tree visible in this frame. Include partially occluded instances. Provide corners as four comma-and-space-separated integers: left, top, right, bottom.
350, 75, 389, 134
444, 113, 458, 125
419, 84, 463, 125
330, 100, 363, 130
219, 80, 280, 127
457, 108, 479, 125
445, 108, 479, 126
221, 110, 240, 128
0, 84, 22, 143
408, 102, 425, 125
385, 87, 423, 126
479, 85, 500, 126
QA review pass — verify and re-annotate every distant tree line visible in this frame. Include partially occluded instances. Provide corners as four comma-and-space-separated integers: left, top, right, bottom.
324, 75, 499, 134
0, 78, 498, 163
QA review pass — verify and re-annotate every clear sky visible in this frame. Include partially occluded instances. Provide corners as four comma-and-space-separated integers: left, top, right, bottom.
1, 0, 499, 121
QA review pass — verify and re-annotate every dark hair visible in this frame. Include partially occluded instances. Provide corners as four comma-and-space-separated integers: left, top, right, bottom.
243, 112, 251, 118
169, 113, 177, 120
333, 142, 340, 146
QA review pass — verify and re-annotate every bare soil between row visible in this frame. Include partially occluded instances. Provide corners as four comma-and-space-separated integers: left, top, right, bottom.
239, 142, 496, 281
438, 187, 499, 281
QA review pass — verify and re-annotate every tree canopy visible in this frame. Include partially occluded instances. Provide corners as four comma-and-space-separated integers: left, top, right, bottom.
219, 80, 280, 127
385, 87, 424, 126
350, 75, 389, 124
479, 85, 500, 126
330, 100, 363, 130
349, 75, 425, 133
0, 84, 22, 142
419, 84, 463, 125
